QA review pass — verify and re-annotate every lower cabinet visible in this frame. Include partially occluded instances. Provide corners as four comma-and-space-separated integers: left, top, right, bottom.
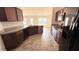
23, 28, 28, 40
1, 30, 24, 51
27, 26, 38, 36
52, 26, 62, 44
1, 26, 43, 51
23, 26, 43, 37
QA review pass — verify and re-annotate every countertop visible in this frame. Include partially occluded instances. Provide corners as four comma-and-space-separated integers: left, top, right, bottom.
52, 24, 63, 32
0, 22, 43, 35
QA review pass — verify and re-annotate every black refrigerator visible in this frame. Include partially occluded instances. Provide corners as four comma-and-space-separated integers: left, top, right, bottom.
59, 7, 79, 51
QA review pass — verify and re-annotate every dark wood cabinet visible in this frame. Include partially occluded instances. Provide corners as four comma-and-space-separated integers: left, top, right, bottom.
1, 30, 24, 50
38, 26, 43, 34
23, 28, 29, 40
27, 26, 38, 36
1, 26, 43, 50
15, 30, 24, 44
4, 7, 18, 21
0, 7, 7, 21
55, 9, 65, 22
23, 26, 43, 39
16, 8, 23, 21
0, 7, 23, 21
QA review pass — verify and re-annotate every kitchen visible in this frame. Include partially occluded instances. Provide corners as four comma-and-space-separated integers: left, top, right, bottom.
0, 7, 79, 51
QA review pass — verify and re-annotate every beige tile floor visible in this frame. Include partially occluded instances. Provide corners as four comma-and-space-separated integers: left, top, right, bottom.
13, 27, 59, 51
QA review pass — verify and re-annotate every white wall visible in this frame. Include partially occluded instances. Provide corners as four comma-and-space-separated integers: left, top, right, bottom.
20, 7, 53, 27
0, 23, 6, 51
0, 35, 6, 51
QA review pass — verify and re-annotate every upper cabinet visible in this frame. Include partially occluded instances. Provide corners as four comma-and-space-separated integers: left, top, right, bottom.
16, 8, 23, 21
4, 7, 18, 21
55, 9, 65, 22
0, 7, 23, 21
0, 7, 7, 21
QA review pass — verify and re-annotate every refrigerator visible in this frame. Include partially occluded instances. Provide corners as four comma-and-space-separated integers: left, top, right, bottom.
59, 7, 79, 51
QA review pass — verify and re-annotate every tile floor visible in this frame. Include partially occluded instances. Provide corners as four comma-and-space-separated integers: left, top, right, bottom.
13, 27, 59, 51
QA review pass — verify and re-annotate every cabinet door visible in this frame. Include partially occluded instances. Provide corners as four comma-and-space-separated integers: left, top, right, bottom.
0, 7, 23, 21
33, 26, 38, 34
27, 26, 43, 36
27, 26, 38, 36
1, 30, 24, 50
1, 33, 18, 50
23, 28, 29, 40
15, 30, 24, 45
0, 7, 7, 21
27, 27, 34, 35
16, 8, 23, 21
4, 7, 17, 21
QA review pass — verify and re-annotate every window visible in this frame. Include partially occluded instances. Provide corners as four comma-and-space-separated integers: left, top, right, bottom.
23, 17, 31, 25
38, 17, 47, 25
23, 18, 27, 25
30, 18, 33, 25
